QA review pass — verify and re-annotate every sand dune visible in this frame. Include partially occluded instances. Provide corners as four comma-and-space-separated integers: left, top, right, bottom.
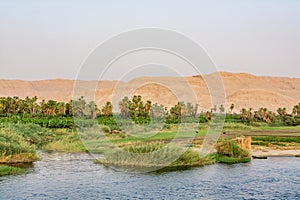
0, 72, 299, 113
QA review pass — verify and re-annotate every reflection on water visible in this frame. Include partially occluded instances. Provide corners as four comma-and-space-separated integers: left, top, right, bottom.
0, 152, 299, 199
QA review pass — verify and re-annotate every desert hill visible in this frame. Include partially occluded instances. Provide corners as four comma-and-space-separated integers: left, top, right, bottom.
0, 72, 299, 113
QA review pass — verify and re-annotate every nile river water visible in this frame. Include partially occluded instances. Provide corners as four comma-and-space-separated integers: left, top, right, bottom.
0, 152, 299, 199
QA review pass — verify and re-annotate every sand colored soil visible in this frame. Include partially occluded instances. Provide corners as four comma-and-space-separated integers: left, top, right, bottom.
251, 149, 300, 157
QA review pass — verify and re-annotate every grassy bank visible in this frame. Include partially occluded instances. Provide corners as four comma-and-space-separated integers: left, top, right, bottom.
95, 144, 216, 171
215, 140, 252, 164
0, 119, 298, 174
0, 165, 27, 176
0, 125, 38, 164
42, 129, 87, 153
95, 140, 251, 171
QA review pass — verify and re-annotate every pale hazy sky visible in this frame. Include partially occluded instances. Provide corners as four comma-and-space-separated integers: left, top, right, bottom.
0, 0, 300, 80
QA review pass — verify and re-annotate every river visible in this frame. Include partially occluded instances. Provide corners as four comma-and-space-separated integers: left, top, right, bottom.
0, 152, 299, 199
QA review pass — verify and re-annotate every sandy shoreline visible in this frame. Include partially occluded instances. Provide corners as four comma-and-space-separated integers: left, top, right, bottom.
251, 149, 300, 157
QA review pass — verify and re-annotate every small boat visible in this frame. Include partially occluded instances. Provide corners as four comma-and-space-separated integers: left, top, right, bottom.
252, 156, 268, 159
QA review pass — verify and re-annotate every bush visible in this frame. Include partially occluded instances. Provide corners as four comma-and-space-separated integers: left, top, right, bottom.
96, 142, 216, 170
216, 140, 250, 159
6, 123, 55, 147
0, 128, 34, 156
100, 125, 111, 134
0, 116, 75, 129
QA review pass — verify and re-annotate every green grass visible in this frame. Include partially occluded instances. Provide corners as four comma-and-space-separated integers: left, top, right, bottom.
95, 142, 216, 169
6, 123, 55, 147
296, 154, 300, 157
43, 130, 87, 153
214, 154, 251, 164
111, 123, 299, 145
0, 153, 38, 163
223, 122, 252, 130
214, 139, 251, 164
251, 141, 287, 147
0, 128, 34, 155
252, 136, 300, 143
110, 129, 207, 144
222, 122, 300, 131
95, 140, 251, 171
0, 126, 36, 163
251, 126, 300, 131
0, 165, 27, 176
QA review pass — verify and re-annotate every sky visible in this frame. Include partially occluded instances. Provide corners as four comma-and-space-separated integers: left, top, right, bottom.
0, 0, 300, 80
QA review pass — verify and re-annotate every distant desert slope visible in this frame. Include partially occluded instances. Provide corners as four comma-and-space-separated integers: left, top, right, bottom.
0, 72, 299, 112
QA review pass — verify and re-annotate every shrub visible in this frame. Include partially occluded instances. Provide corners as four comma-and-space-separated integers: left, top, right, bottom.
6, 123, 55, 147
216, 140, 250, 159
96, 142, 216, 170
0, 128, 34, 156
100, 125, 111, 134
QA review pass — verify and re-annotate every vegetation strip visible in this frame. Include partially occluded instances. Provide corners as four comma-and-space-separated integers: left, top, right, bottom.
95, 140, 251, 171
0, 165, 27, 176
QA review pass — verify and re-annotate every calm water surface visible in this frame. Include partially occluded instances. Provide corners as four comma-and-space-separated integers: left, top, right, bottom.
0, 152, 299, 200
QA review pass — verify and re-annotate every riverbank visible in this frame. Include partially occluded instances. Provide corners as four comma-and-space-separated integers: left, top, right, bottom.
251, 148, 300, 157
0, 165, 27, 176
1, 121, 299, 174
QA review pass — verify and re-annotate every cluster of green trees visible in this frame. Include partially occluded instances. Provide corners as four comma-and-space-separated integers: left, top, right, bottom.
118, 95, 198, 123
0, 96, 103, 119
0, 95, 300, 128
0, 96, 73, 117
240, 103, 300, 126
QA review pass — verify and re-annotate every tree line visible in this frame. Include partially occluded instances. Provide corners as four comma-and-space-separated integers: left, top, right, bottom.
0, 95, 300, 126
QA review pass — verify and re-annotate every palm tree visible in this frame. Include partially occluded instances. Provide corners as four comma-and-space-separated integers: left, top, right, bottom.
28, 96, 38, 116
230, 104, 234, 114
102, 102, 112, 117
144, 100, 152, 117
205, 111, 212, 122
241, 108, 247, 122
277, 107, 287, 117
55, 102, 66, 116
150, 103, 166, 118
119, 96, 130, 118
219, 104, 225, 114
170, 102, 183, 119
213, 105, 217, 113
292, 103, 300, 116
185, 102, 195, 117
86, 101, 98, 119
47, 100, 57, 116
193, 104, 198, 118
11, 96, 21, 115
6, 97, 14, 117
72, 96, 86, 117
40, 99, 47, 116
65, 100, 73, 116
0, 97, 10, 117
